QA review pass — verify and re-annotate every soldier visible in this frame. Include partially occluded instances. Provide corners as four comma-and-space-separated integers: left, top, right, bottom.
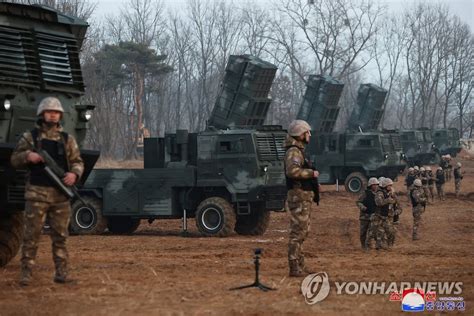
284, 120, 319, 277
435, 166, 446, 201
426, 166, 435, 202
453, 162, 464, 197
420, 167, 431, 204
405, 167, 416, 200
440, 155, 450, 182
11, 97, 84, 286
446, 155, 453, 182
356, 177, 379, 251
413, 166, 420, 179
375, 178, 396, 249
410, 179, 427, 240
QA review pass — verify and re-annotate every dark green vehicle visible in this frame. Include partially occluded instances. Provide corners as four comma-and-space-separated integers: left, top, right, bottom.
299, 78, 406, 193
432, 128, 462, 157
398, 129, 437, 166
71, 55, 287, 237
0, 3, 98, 266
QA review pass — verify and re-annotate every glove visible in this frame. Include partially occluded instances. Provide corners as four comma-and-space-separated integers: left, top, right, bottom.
386, 197, 395, 204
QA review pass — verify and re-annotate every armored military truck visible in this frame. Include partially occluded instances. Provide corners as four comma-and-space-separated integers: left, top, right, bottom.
299, 78, 406, 193
0, 3, 99, 266
432, 128, 462, 157
398, 129, 436, 166
71, 55, 287, 237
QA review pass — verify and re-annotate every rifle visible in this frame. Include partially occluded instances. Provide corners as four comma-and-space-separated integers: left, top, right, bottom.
310, 166, 320, 205
21, 135, 89, 207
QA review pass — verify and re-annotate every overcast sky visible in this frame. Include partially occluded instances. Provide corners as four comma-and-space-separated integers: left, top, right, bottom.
93, 0, 473, 31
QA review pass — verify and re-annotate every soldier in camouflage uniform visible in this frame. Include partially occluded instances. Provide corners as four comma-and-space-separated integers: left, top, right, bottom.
453, 162, 463, 198
435, 166, 446, 201
405, 167, 416, 200
372, 178, 396, 250
284, 120, 319, 277
365, 178, 394, 250
382, 178, 402, 248
356, 177, 379, 251
11, 97, 84, 286
426, 166, 435, 202
440, 155, 450, 182
419, 167, 431, 204
413, 166, 420, 179
410, 179, 427, 240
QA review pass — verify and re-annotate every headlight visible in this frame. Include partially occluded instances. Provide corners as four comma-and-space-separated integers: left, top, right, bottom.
262, 166, 268, 173
81, 110, 92, 121
3, 99, 11, 111
384, 154, 389, 160
432, 144, 436, 148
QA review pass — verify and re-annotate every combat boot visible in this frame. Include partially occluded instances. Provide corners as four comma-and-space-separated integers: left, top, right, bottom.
19, 266, 32, 286
54, 263, 68, 284
298, 257, 315, 275
289, 260, 305, 277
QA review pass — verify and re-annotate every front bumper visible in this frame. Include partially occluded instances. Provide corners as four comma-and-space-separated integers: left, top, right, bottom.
247, 184, 287, 211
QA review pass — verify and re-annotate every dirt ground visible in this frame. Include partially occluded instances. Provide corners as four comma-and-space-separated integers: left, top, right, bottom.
1, 157, 473, 315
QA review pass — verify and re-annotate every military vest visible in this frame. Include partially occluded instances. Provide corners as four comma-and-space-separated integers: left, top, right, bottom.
29, 128, 69, 187
362, 189, 376, 215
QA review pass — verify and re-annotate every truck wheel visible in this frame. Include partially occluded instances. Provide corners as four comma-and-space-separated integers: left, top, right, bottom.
234, 210, 270, 235
70, 196, 107, 235
0, 211, 24, 267
107, 217, 141, 234
344, 172, 368, 194
195, 197, 236, 237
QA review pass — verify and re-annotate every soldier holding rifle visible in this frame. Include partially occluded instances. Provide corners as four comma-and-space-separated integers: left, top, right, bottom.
11, 97, 84, 286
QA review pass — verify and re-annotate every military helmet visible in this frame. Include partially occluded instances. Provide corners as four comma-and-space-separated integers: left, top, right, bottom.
378, 177, 385, 184
408, 167, 414, 172
457, 162, 462, 167
446, 154, 452, 159
413, 166, 419, 170
380, 178, 393, 188
414, 179, 422, 187
37, 97, 64, 116
437, 166, 443, 171
368, 177, 379, 186
426, 166, 431, 171
288, 120, 312, 137
420, 167, 425, 172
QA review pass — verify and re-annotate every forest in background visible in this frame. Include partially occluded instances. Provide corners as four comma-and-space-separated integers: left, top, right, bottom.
8, 0, 474, 158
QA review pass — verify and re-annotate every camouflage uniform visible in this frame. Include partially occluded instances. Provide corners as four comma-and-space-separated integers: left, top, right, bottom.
371, 189, 395, 250
420, 171, 430, 203
356, 188, 377, 250
284, 135, 316, 276
11, 123, 84, 284
387, 190, 402, 247
435, 169, 445, 201
405, 171, 416, 200
427, 171, 435, 202
410, 185, 427, 240
453, 166, 463, 197
440, 158, 450, 182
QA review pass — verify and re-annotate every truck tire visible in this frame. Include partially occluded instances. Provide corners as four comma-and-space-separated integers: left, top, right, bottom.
195, 197, 236, 237
0, 211, 24, 267
234, 210, 270, 235
344, 172, 368, 194
107, 217, 141, 234
70, 196, 107, 235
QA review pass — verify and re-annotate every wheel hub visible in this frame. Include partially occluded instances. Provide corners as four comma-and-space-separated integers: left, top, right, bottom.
201, 207, 222, 231
75, 206, 96, 229
349, 178, 362, 192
